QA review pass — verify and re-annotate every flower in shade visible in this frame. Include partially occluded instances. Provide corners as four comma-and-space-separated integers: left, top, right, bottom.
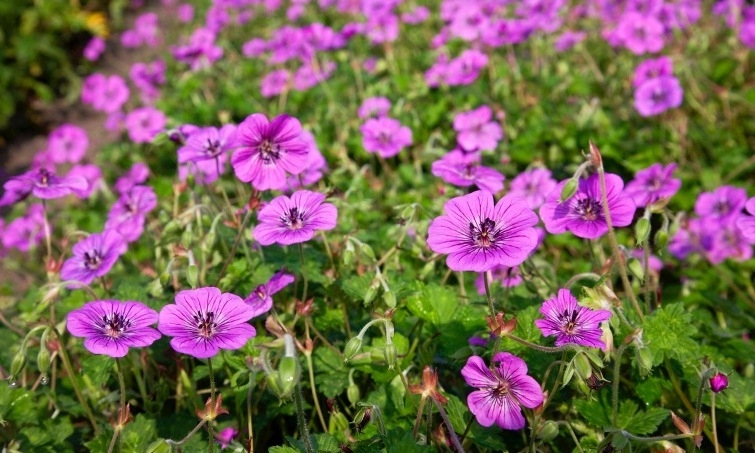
105, 185, 158, 242
475, 265, 522, 295
431, 149, 505, 193
1, 167, 88, 205
634, 76, 683, 117
427, 190, 539, 272
178, 125, 237, 164
709, 372, 729, 393
461, 352, 544, 430
125, 107, 167, 144
245, 270, 295, 317
66, 300, 160, 357
83, 36, 106, 61
534, 288, 612, 349
230, 113, 309, 190
253, 190, 338, 246
508, 168, 557, 210
215, 427, 238, 449
360, 117, 413, 158
453, 105, 503, 153
48, 124, 89, 164
158, 287, 256, 359
60, 229, 127, 286
694, 185, 747, 223
358, 97, 391, 119
623, 163, 681, 208
539, 173, 636, 239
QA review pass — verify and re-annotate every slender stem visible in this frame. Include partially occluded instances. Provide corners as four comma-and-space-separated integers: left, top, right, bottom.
556, 421, 585, 453
41, 200, 53, 265
318, 231, 337, 275
564, 272, 601, 288
107, 360, 128, 453
433, 398, 465, 453
693, 369, 715, 432
711, 393, 719, 453
294, 381, 314, 453
412, 396, 427, 438
544, 353, 567, 410
214, 211, 251, 286
612, 343, 628, 426
298, 243, 308, 303
305, 352, 327, 432
456, 272, 468, 304
166, 419, 208, 447
615, 430, 692, 443
107, 429, 119, 453
484, 271, 495, 317
247, 371, 255, 453
53, 328, 101, 435
596, 166, 644, 321
505, 334, 578, 354
208, 358, 216, 453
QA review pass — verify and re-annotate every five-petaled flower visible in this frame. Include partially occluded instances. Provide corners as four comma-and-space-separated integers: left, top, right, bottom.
158, 287, 256, 359
534, 288, 612, 349
60, 229, 128, 286
461, 352, 544, 430
253, 190, 338, 246
66, 300, 160, 358
230, 113, 309, 190
427, 190, 539, 272
244, 269, 295, 317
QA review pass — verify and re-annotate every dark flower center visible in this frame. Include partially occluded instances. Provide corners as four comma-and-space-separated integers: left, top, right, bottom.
559, 309, 580, 335
713, 201, 730, 216
282, 207, 305, 230
259, 139, 280, 164
84, 251, 103, 269
574, 198, 602, 221
193, 310, 217, 339
377, 131, 392, 145
469, 218, 498, 248
254, 285, 267, 300
205, 138, 221, 157
462, 163, 477, 178
38, 169, 51, 187
493, 381, 510, 397
101, 313, 131, 338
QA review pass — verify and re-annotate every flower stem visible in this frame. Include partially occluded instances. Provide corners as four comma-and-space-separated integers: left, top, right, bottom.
611, 343, 628, 426
432, 398, 465, 453
304, 350, 327, 431
298, 243, 308, 302
106, 359, 127, 453
504, 334, 578, 354
246, 371, 255, 453
53, 328, 101, 435
41, 200, 53, 266
214, 211, 251, 286
555, 421, 585, 453
166, 420, 208, 447
483, 271, 495, 317
294, 381, 314, 453
711, 393, 720, 453
596, 165, 644, 321
208, 357, 216, 453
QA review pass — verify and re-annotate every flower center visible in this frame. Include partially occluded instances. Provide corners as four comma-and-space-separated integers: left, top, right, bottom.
38, 169, 51, 187
470, 218, 498, 248
101, 313, 131, 338
205, 138, 221, 157
559, 309, 579, 335
259, 139, 280, 164
193, 310, 217, 339
713, 201, 730, 216
84, 251, 103, 269
282, 207, 305, 230
493, 381, 510, 398
574, 198, 602, 221
254, 285, 267, 300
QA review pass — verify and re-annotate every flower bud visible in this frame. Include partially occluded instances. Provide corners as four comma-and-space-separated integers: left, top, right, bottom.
382, 290, 396, 309
37, 346, 51, 377
342, 240, 356, 267
574, 353, 592, 380
201, 231, 217, 254
277, 356, 300, 398
654, 229, 669, 249
353, 406, 372, 433
627, 257, 644, 281
536, 421, 559, 442
10, 349, 27, 379
635, 218, 651, 244
347, 381, 361, 407
343, 337, 363, 362
147, 439, 172, 453
635, 347, 654, 376
560, 178, 578, 203
363, 283, 379, 305
709, 372, 728, 393
383, 343, 398, 370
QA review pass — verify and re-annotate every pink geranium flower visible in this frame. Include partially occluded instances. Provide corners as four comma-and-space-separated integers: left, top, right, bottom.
253, 190, 338, 246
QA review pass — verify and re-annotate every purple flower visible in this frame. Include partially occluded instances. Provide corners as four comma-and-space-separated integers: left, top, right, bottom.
634, 76, 684, 117
534, 288, 612, 349
364, 13, 399, 44
60, 229, 127, 285
358, 97, 391, 119
178, 125, 237, 164
1, 167, 88, 204
215, 427, 238, 449
539, 173, 636, 239
114, 162, 150, 194
178, 3, 194, 22
694, 185, 747, 223
737, 197, 755, 243
105, 185, 157, 242
48, 124, 88, 164
633, 57, 673, 88
66, 300, 160, 357
172, 28, 224, 70
130, 59, 167, 103
230, 113, 309, 190
431, 150, 505, 193
83, 36, 106, 61
125, 107, 167, 144
445, 49, 488, 86
67, 164, 103, 199
402, 6, 429, 24
616, 12, 665, 54
260, 69, 291, 97
453, 105, 503, 153
293, 60, 336, 91
554, 31, 586, 52
461, 352, 544, 430
1, 204, 44, 252
508, 168, 558, 210
253, 190, 338, 246
631, 249, 664, 274
623, 163, 681, 208
158, 287, 256, 359
709, 372, 729, 393
474, 265, 523, 295
82, 74, 130, 113
242, 38, 268, 57
245, 270, 295, 317
360, 117, 413, 158
427, 191, 540, 272
284, 130, 328, 189
704, 221, 753, 264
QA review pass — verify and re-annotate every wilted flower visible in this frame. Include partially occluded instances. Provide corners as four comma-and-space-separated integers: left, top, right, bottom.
534, 288, 612, 349
461, 352, 544, 430
427, 190, 539, 272
253, 190, 338, 246
66, 300, 160, 357
158, 287, 256, 359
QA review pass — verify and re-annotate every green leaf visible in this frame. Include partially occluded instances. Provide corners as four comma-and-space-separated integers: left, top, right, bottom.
314, 347, 350, 398
121, 414, 158, 452
644, 303, 699, 366
269, 446, 300, 453
79, 354, 114, 387
405, 282, 458, 326
624, 406, 669, 435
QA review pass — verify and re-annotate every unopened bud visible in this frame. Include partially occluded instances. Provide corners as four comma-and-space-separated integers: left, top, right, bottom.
635, 218, 651, 244
709, 372, 729, 393
364, 283, 379, 305
342, 240, 356, 267
347, 382, 361, 407
10, 349, 27, 379
147, 439, 172, 453
186, 264, 199, 289
343, 337, 363, 362
383, 343, 397, 370
560, 178, 578, 203
574, 353, 592, 380
654, 229, 669, 249
37, 346, 51, 376
588, 141, 603, 168
536, 421, 559, 441
382, 290, 396, 309
201, 231, 217, 254
636, 348, 654, 376
627, 258, 644, 281
277, 356, 300, 398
